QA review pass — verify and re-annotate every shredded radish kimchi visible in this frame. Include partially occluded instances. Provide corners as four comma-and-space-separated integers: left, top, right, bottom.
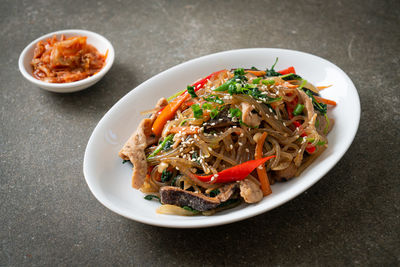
31, 35, 106, 83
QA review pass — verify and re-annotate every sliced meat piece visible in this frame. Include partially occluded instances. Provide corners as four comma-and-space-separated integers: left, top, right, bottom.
239, 179, 263, 203
216, 183, 239, 202
316, 114, 335, 134
119, 118, 151, 189
203, 108, 238, 130
272, 162, 298, 182
160, 186, 220, 211
119, 98, 168, 189
119, 97, 168, 160
241, 102, 261, 128
298, 90, 314, 121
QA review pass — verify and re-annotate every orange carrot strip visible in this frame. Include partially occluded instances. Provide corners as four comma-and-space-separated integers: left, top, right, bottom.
152, 93, 190, 136
255, 132, 272, 196
246, 70, 266, 76
169, 126, 199, 135
314, 96, 337, 106
316, 85, 332, 90
283, 82, 299, 89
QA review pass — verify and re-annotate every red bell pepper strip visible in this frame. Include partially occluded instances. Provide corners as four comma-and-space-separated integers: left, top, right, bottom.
157, 69, 226, 114
152, 70, 225, 135
278, 66, 296, 75
177, 69, 226, 97
193, 156, 276, 183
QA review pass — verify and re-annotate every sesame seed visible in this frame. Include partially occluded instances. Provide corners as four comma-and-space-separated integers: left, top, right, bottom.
238, 142, 243, 146
230, 144, 233, 149
245, 148, 249, 153
208, 147, 212, 151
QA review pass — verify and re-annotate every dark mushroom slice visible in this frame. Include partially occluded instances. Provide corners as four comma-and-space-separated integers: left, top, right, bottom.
203, 108, 239, 131
160, 186, 220, 211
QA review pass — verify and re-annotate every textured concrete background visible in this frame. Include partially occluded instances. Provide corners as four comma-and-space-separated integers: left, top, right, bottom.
1, 0, 399, 266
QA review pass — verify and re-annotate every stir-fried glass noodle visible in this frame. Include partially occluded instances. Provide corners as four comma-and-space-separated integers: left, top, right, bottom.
119, 60, 336, 216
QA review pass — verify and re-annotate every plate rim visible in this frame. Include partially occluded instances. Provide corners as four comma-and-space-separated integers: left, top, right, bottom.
83, 48, 361, 228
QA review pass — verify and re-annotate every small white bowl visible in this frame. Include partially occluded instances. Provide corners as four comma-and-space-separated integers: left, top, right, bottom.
18, 29, 115, 93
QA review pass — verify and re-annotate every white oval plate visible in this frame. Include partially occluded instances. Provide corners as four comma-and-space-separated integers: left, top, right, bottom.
83, 48, 360, 228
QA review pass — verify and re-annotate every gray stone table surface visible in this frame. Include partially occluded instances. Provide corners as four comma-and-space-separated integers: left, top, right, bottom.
1, 0, 399, 266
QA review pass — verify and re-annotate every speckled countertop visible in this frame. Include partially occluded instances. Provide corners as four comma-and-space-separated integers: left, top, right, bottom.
1, 0, 399, 266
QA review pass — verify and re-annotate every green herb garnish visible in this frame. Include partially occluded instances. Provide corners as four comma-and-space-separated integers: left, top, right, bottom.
233, 68, 246, 76
305, 89, 327, 115
144, 195, 161, 202
229, 108, 242, 118
182, 206, 200, 214
191, 151, 201, 165
187, 85, 197, 98
265, 58, 281, 77
161, 170, 173, 183
252, 78, 261, 84
209, 189, 220, 197
147, 134, 174, 158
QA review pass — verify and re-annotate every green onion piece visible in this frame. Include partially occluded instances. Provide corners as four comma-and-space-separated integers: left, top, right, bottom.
191, 104, 203, 119
147, 134, 174, 158
202, 103, 213, 110
252, 78, 261, 84
324, 114, 330, 134
293, 104, 305, 116
179, 119, 188, 126
317, 140, 326, 146
167, 89, 186, 102
279, 73, 295, 79
262, 79, 275, 86
298, 79, 307, 90
239, 120, 259, 128
203, 95, 224, 104
210, 108, 219, 119
214, 80, 234, 91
